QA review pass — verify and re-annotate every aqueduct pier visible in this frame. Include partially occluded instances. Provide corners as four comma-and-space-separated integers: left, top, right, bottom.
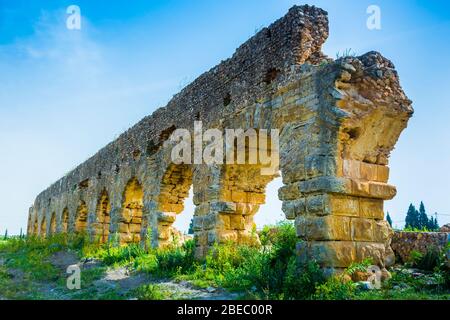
27, 5, 413, 274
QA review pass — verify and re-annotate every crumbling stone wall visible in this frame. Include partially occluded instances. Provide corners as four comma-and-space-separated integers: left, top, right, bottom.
391, 231, 449, 264
27, 5, 413, 274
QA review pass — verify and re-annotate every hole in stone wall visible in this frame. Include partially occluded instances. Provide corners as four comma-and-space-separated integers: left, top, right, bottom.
79, 179, 89, 189
160, 125, 177, 142
172, 186, 195, 235
146, 140, 158, 156
263, 68, 280, 85
114, 164, 120, 174
345, 127, 361, 140
132, 149, 141, 160
254, 176, 285, 230
158, 164, 193, 246
146, 126, 177, 156
223, 93, 231, 106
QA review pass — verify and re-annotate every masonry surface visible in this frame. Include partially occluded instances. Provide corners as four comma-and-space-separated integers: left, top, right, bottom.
28, 5, 413, 274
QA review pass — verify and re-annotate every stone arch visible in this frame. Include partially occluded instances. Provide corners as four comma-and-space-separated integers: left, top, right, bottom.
40, 215, 46, 238
94, 189, 111, 243
50, 212, 57, 235
119, 177, 144, 244
33, 214, 38, 235
75, 200, 88, 233
218, 163, 277, 245
191, 129, 280, 256
61, 207, 69, 233
156, 163, 193, 247
27, 211, 32, 235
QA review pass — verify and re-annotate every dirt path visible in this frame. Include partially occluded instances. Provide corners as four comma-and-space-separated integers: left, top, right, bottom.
43, 251, 239, 300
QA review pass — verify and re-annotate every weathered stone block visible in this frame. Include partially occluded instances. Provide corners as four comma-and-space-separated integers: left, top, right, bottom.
247, 193, 265, 204
368, 182, 397, 200
329, 195, 359, 217
306, 194, 325, 215
376, 165, 390, 183
356, 242, 385, 266
235, 203, 259, 216
343, 159, 360, 179
157, 212, 176, 223
192, 216, 204, 231
129, 223, 142, 234
360, 162, 378, 181
282, 198, 306, 219
217, 214, 231, 230
217, 230, 238, 243
194, 203, 210, 216
359, 198, 384, 219
296, 215, 352, 241
278, 183, 301, 201
211, 201, 236, 213
230, 215, 245, 230
118, 223, 129, 234
231, 191, 247, 203
351, 218, 374, 242
301, 241, 357, 268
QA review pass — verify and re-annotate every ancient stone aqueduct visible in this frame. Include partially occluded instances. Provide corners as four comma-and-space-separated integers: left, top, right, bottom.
27, 5, 413, 274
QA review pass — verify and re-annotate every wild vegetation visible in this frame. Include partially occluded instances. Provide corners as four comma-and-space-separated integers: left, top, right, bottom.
0, 222, 449, 300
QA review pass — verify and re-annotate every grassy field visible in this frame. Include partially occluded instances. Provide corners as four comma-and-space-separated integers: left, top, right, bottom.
0, 223, 449, 300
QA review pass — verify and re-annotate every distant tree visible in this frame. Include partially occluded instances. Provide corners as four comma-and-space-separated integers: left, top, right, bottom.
418, 201, 429, 230
188, 218, 194, 235
405, 204, 419, 229
405, 202, 441, 232
431, 215, 440, 231
3, 229, 7, 240
386, 212, 393, 227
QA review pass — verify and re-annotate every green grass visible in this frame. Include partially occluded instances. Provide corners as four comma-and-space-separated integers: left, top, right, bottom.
133, 284, 173, 300
0, 224, 449, 300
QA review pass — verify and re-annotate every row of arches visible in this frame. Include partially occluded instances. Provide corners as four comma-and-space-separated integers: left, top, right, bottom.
32, 177, 145, 244
31, 161, 285, 251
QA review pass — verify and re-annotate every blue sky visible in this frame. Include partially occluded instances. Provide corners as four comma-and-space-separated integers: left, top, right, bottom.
0, 0, 449, 234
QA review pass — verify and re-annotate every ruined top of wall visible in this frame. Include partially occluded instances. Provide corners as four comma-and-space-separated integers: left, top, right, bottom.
34, 5, 329, 204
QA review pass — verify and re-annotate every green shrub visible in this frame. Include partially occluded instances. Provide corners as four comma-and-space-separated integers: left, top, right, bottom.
154, 240, 196, 276
416, 247, 442, 271
134, 253, 158, 273
407, 247, 442, 271
134, 284, 171, 300
283, 258, 326, 300
208, 221, 326, 300
313, 276, 356, 300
